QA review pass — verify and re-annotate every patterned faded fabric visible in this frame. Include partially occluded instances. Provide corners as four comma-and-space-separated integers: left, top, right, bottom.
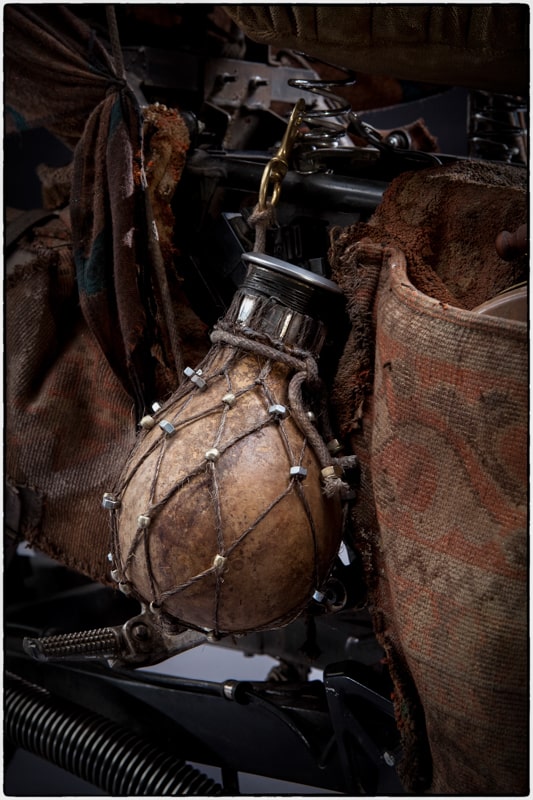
329, 163, 528, 793
5, 6, 208, 578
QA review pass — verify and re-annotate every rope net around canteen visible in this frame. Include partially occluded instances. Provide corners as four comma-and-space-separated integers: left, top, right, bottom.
106, 318, 354, 638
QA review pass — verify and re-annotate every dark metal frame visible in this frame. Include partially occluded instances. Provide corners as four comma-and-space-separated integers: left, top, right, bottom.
5, 551, 403, 795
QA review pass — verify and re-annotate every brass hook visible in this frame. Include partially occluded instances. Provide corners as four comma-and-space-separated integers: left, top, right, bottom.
258, 98, 306, 211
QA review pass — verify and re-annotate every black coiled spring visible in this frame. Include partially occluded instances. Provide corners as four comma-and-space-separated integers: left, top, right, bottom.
5, 672, 222, 796
285, 51, 441, 170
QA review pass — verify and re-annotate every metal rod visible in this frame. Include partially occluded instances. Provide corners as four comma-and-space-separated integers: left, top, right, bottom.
189, 155, 387, 213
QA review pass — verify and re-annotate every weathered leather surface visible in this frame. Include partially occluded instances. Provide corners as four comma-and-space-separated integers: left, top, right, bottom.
224, 5, 528, 94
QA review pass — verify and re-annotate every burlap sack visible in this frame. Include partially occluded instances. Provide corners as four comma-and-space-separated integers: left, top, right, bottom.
329, 237, 527, 792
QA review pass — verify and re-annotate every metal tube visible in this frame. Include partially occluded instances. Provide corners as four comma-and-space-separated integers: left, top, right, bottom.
190, 155, 387, 213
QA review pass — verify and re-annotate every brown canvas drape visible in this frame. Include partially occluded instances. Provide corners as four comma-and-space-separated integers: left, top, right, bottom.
5, 5, 207, 579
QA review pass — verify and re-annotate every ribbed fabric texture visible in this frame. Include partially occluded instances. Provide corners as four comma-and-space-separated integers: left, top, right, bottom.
329, 161, 527, 794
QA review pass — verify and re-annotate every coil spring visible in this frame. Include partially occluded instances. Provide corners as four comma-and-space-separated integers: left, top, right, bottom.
468, 90, 527, 164
286, 52, 356, 148
285, 51, 441, 170
5, 672, 222, 796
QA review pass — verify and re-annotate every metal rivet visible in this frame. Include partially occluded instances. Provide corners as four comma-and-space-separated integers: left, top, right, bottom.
321, 465, 343, 481
327, 438, 343, 455
137, 514, 151, 528
152, 402, 162, 413
159, 419, 176, 435
307, 411, 316, 423
205, 447, 220, 462
107, 552, 114, 563
268, 403, 288, 419
110, 569, 120, 583
139, 415, 156, 429
312, 589, 326, 603
222, 392, 236, 407
184, 366, 207, 391
290, 466, 308, 480
102, 493, 121, 510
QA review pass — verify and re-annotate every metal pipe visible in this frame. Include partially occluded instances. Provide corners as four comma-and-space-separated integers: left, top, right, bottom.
188, 154, 387, 213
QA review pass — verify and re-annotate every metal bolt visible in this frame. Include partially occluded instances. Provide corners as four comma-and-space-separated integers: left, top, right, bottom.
215, 72, 237, 89
205, 448, 220, 462
290, 466, 308, 480
159, 420, 176, 435
384, 129, 410, 149
107, 552, 114, 563
102, 493, 121, 510
312, 589, 326, 603
248, 76, 269, 92
184, 366, 207, 391
152, 402, 162, 413
222, 393, 236, 407
131, 623, 150, 641
327, 438, 344, 455
213, 553, 227, 572
307, 411, 316, 423
137, 514, 151, 528
268, 404, 288, 419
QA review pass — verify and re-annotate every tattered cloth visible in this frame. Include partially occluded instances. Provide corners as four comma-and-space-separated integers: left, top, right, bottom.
329, 161, 527, 794
5, 5, 208, 579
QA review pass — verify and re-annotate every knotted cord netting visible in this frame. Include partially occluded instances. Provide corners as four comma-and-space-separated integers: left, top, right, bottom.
108, 317, 355, 637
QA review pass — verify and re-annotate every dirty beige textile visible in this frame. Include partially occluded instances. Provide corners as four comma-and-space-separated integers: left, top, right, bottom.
328, 162, 528, 792
6, 215, 137, 580
225, 5, 528, 95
